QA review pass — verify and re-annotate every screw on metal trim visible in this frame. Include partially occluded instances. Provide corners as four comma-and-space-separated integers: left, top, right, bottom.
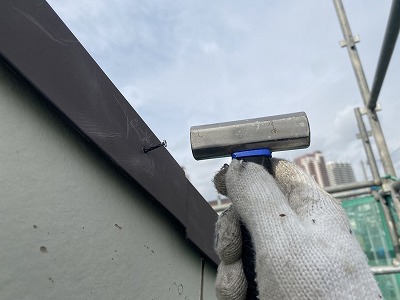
143, 140, 167, 153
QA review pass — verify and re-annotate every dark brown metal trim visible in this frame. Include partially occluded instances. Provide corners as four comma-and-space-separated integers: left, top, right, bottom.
0, 0, 218, 264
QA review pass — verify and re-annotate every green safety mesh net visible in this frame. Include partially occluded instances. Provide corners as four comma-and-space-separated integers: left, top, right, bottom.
342, 195, 400, 299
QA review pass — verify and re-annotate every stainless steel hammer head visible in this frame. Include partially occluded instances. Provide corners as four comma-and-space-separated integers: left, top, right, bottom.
190, 112, 310, 160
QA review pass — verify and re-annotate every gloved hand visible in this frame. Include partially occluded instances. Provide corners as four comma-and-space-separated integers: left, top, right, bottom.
214, 158, 382, 299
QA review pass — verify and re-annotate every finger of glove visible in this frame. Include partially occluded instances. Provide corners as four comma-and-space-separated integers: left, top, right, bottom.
271, 158, 342, 209
214, 205, 242, 264
271, 158, 349, 223
225, 160, 298, 233
216, 260, 247, 300
214, 164, 229, 196
271, 158, 324, 197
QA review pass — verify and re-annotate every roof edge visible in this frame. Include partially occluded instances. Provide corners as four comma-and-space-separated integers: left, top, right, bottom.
0, 0, 218, 264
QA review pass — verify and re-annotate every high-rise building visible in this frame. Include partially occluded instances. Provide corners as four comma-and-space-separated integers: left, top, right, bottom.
326, 162, 356, 186
294, 151, 330, 187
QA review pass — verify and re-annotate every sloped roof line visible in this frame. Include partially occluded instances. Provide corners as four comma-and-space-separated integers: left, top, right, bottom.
0, 0, 218, 264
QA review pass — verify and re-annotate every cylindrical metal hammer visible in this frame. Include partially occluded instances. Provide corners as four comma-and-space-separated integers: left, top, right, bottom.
190, 111, 310, 160
190, 111, 310, 299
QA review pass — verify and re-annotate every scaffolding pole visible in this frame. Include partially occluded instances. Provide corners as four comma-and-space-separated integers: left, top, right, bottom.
325, 180, 380, 194
354, 107, 381, 181
332, 0, 397, 180
372, 191, 400, 256
368, 0, 400, 111
390, 180, 400, 224
371, 265, 400, 275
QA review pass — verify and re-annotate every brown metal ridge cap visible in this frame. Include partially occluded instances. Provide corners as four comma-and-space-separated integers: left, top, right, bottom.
0, 0, 218, 264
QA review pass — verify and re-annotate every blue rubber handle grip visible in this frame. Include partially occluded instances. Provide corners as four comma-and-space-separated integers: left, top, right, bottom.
231, 148, 272, 159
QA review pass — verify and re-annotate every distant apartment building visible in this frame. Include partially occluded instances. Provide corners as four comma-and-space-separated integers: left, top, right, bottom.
326, 162, 356, 186
294, 151, 330, 187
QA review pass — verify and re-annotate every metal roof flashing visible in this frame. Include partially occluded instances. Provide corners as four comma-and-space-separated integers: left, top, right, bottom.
0, 0, 218, 264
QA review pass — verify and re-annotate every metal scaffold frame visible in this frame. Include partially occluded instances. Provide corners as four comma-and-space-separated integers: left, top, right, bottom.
329, 0, 400, 279
332, 0, 398, 180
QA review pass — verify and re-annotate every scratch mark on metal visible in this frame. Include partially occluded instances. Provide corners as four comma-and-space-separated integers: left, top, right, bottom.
129, 119, 152, 144
14, 7, 78, 45
87, 131, 122, 138
115, 95, 129, 139
115, 154, 155, 177
269, 120, 277, 134
114, 97, 153, 144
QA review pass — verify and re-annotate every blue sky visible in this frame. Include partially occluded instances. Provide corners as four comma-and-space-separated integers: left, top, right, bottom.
47, 0, 400, 200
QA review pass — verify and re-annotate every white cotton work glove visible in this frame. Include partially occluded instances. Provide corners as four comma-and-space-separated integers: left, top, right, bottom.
214, 158, 382, 300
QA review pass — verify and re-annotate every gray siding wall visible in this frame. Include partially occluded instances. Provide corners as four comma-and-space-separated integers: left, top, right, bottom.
0, 61, 216, 300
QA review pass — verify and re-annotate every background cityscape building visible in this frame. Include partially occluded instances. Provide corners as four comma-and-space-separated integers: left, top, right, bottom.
326, 161, 356, 186
294, 151, 331, 187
